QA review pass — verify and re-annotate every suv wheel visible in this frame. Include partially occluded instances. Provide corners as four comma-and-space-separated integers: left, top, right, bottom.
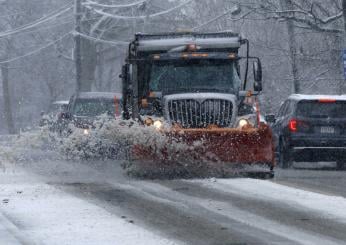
279, 140, 292, 169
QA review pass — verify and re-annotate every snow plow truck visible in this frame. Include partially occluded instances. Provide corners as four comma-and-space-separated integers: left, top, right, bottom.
120, 32, 275, 178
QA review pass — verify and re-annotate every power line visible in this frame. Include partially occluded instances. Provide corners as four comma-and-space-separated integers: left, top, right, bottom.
0, 31, 72, 64
0, 17, 109, 68
192, 9, 254, 30
12, 18, 74, 36
88, 0, 193, 20
0, 16, 108, 38
83, 0, 146, 9
0, 4, 73, 39
0, 11, 28, 19
74, 31, 128, 45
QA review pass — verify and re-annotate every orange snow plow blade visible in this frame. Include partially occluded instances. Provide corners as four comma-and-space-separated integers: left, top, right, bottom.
126, 124, 275, 178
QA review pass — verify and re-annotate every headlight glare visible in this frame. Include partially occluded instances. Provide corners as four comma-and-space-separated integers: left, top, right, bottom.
83, 129, 90, 135
238, 119, 249, 128
153, 120, 163, 129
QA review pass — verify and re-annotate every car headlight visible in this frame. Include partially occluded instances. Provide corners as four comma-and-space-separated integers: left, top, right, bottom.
144, 117, 154, 126
83, 129, 90, 135
153, 120, 163, 129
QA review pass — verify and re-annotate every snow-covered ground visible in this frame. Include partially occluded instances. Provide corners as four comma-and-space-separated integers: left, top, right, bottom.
0, 166, 184, 245
195, 178, 346, 222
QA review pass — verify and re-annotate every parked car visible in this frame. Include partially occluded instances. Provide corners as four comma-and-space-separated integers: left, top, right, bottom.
266, 94, 346, 169
59, 92, 122, 135
39, 100, 69, 130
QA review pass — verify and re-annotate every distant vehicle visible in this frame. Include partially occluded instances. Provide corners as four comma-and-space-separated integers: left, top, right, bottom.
39, 100, 69, 130
59, 92, 122, 135
266, 94, 346, 169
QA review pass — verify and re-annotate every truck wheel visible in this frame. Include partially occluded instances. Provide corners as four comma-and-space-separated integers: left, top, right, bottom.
279, 140, 292, 169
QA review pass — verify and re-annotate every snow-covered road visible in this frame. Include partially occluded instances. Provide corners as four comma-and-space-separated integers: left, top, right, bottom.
1, 156, 346, 245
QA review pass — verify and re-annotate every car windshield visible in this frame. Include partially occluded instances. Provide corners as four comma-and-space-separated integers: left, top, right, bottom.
296, 100, 346, 118
73, 99, 115, 117
149, 60, 240, 95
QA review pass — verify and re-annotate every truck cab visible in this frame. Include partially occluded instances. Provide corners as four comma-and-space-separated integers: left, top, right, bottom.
121, 32, 263, 129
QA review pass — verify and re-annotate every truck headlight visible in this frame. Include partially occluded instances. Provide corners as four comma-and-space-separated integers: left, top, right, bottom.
153, 120, 163, 129
83, 129, 90, 135
237, 119, 250, 128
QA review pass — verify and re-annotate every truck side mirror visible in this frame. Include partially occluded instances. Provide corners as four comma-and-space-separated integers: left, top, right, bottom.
120, 65, 129, 79
265, 114, 276, 123
253, 59, 262, 92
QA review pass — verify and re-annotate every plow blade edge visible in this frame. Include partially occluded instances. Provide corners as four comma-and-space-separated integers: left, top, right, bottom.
132, 124, 275, 167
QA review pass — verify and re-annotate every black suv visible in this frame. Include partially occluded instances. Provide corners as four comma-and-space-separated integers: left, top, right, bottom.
267, 94, 346, 169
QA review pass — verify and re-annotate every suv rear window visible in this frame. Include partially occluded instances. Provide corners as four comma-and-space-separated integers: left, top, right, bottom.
296, 100, 346, 118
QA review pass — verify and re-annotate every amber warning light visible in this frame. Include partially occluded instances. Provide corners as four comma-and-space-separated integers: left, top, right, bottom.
187, 44, 197, 51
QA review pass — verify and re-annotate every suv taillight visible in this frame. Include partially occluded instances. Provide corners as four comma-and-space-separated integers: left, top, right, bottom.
289, 119, 297, 132
289, 119, 309, 133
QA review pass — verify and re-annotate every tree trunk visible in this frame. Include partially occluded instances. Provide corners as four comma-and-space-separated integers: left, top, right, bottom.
342, 0, 346, 93
343, 0, 346, 33
280, 0, 300, 93
1, 63, 15, 134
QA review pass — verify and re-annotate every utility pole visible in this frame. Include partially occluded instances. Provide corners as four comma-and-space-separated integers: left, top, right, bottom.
1, 62, 15, 134
74, 0, 82, 93
343, 0, 346, 38
342, 0, 346, 93
279, 0, 300, 94
74, 0, 96, 92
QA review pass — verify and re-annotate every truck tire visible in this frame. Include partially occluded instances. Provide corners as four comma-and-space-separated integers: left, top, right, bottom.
279, 140, 292, 169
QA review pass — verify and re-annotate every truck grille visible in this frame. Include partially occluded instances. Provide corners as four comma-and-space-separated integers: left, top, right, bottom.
167, 99, 233, 128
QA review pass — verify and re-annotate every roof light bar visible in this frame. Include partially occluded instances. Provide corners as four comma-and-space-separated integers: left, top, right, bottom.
318, 99, 336, 103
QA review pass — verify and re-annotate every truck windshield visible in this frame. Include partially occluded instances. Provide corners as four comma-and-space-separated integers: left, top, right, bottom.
149, 60, 240, 94
73, 99, 115, 117
296, 100, 346, 118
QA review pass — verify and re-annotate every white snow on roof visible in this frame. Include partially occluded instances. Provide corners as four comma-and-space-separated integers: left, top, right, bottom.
52, 100, 69, 105
288, 94, 346, 101
76, 92, 122, 99
137, 37, 241, 52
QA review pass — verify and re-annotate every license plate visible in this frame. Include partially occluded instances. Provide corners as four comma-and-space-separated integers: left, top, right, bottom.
320, 126, 335, 134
